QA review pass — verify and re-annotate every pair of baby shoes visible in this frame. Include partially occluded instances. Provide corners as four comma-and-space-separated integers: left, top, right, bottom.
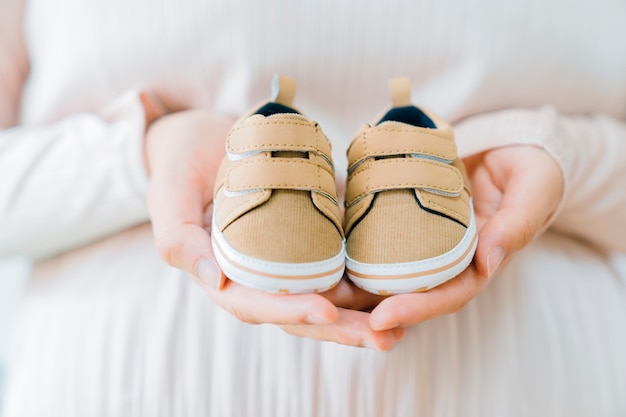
211, 75, 477, 295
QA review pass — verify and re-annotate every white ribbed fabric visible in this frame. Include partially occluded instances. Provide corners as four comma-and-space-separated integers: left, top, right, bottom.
1, 0, 626, 416
4, 226, 626, 417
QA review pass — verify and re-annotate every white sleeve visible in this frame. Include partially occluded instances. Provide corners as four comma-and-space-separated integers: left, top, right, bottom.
454, 106, 626, 254
0, 91, 150, 260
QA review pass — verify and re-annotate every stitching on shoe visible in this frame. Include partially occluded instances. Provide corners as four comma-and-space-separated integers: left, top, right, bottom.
230, 143, 323, 151
345, 195, 374, 236
317, 165, 321, 194
228, 121, 321, 148
230, 120, 312, 131
217, 191, 269, 231
224, 159, 337, 200
348, 128, 457, 167
420, 192, 470, 226
226, 159, 336, 190
362, 130, 368, 159
370, 126, 453, 140
347, 159, 462, 203
311, 193, 343, 237
314, 124, 320, 154
228, 137, 332, 160
355, 147, 453, 160
363, 131, 371, 206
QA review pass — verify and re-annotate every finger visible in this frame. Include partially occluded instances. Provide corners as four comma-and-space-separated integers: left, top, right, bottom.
474, 149, 562, 277
148, 164, 220, 283
204, 278, 340, 325
369, 265, 487, 330
460, 152, 483, 174
145, 112, 232, 286
153, 221, 225, 290
282, 308, 407, 351
145, 110, 228, 179
320, 278, 385, 311
139, 91, 168, 127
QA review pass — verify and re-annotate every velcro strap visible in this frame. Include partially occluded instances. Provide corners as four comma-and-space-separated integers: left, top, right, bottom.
227, 119, 332, 158
347, 126, 456, 168
225, 159, 338, 202
346, 158, 462, 206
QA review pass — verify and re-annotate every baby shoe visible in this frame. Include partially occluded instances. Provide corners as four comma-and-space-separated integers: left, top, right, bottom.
344, 78, 477, 295
211, 75, 345, 293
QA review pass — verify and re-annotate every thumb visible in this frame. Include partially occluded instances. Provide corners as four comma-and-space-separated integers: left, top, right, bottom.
149, 189, 226, 290
474, 207, 536, 278
474, 149, 562, 278
145, 111, 231, 289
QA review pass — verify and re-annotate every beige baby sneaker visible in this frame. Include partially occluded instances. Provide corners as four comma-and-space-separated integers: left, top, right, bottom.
211, 75, 345, 293
344, 78, 477, 294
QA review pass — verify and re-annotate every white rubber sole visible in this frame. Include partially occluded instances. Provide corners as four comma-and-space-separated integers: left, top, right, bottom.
346, 206, 478, 295
211, 223, 345, 294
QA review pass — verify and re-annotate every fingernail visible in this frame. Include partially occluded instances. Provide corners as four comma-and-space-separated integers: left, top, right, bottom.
486, 246, 505, 278
195, 258, 220, 289
371, 320, 399, 331
360, 340, 379, 350
306, 314, 332, 325
391, 327, 407, 342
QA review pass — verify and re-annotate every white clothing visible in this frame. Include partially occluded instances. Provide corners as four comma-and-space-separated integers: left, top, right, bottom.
1, 0, 626, 416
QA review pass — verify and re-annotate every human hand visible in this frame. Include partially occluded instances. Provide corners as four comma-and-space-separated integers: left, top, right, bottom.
144, 110, 405, 350
358, 145, 563, 330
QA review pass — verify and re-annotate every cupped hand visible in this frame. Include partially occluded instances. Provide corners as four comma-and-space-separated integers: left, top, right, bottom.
144, 109, 404, 350
362, 145, 563, 330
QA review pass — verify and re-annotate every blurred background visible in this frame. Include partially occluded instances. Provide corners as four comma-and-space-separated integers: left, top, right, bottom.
0, 257, 29, 411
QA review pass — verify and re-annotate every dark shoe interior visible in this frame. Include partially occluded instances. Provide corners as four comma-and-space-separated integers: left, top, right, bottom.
377, 105, 436, 128
254, 102, 300, 116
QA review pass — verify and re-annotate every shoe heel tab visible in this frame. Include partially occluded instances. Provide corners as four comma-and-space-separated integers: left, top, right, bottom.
389, 77, 412, 107
271, 74, 297, 107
